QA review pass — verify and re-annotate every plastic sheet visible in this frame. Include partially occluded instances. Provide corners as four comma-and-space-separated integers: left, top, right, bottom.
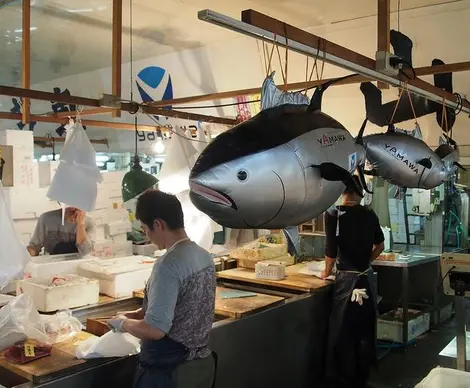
0, 181, 30, 290
47, 122, 102, 212
0, 294, 83, 351
75, 331, 141, 359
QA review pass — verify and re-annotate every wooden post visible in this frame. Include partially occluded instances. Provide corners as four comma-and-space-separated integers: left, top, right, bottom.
21, 0, 31, 124
112, 0, 122, 118
377, 0, 391, 89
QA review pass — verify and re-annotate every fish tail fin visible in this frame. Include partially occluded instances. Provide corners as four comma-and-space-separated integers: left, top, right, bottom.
357, 165, 373, 194
311, 162, 363, 198
355, 118, 368, 145
308, 74, 358, 112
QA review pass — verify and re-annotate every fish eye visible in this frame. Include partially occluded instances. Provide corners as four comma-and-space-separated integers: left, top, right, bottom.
237, 170, 248, 182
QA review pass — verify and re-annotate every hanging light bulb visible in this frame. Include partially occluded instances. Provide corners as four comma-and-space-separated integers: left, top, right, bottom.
153, 139, 165, 154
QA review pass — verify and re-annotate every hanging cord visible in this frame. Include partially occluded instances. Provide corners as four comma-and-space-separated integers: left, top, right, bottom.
129, 0, 134, 102
441, 97, 450, 137
256, 40, 267, 78
262, 40, 275, 77
316, 39, 326, 81
397, 0, 401, 32
146, 114, 210, 144
388, 84, 407, 124
283, 23, 289, 89
404, 83, 419, 129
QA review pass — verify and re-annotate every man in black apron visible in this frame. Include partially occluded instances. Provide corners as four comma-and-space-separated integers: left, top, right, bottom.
107, 190, 216, 388
322, 175, 385, 388
27, 207, 94, 256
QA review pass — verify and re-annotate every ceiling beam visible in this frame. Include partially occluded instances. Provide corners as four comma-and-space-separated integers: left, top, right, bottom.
146, 60, 470, 108
377, 0, 390, 90
238, 9, 470, 114
112, 0, 122, 118
34, 136, 109, 146
0, 85, 236, 125
197, 9, 469, 115
21, 0, 31, 124
0, 112, 163, 132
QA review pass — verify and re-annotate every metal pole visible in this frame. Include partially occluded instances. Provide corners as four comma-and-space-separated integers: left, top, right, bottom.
455, 295, 467, 371
198, 10, 470, 115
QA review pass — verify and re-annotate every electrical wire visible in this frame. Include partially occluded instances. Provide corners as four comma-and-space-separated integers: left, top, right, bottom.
129, 0, 134, 102
438, 265, 456, 290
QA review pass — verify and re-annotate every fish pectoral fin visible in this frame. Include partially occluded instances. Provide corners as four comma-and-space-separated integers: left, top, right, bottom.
455, 162, 467, 171
417, 158, 432, 169
357, 165, 373, 194
311, 163, 363, 198
364, 168, 379, 176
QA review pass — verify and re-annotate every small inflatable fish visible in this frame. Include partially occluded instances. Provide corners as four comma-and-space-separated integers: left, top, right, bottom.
189, 82, 367, 229
363, 125, 463, 192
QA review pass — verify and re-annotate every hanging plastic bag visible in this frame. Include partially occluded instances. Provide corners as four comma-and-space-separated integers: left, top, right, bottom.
75, 330, 141, 359
0, 181, 30, 290
0, 294, 83, 351
47, 122, 102, 212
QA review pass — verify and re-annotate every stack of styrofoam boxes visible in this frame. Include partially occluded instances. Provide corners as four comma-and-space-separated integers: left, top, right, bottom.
0, 130, 58, 246
38, 160, 59, 188
0, 130, 38, 189
89, 171, 133, 258
389, 198, 407, 243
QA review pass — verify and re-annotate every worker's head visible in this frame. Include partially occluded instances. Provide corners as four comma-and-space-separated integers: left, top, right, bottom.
342, 175, 363, 203
135, 189, 185, 248
64, 207, 79, 222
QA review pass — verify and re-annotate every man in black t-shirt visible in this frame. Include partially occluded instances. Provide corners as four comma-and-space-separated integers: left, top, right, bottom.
323, 175, 384, 388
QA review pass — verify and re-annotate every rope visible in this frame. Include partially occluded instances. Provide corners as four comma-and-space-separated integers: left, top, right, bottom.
284, 23, 289, 89
389, 84, 407, 124
404, 83, 419, 128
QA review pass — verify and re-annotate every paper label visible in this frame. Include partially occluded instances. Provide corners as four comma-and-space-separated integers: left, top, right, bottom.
348, 152, 357, 172
24, 344, 35, 357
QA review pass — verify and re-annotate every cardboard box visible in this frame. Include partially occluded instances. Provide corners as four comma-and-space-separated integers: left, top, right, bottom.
0, 144, 13, 187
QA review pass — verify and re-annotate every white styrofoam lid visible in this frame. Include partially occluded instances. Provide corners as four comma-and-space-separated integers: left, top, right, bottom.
78, 256, 156, 279
19, 274, 98, 288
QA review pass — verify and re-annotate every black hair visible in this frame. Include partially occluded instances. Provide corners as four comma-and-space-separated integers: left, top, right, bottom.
135, 189, 184, 231
343, 175, 363, 196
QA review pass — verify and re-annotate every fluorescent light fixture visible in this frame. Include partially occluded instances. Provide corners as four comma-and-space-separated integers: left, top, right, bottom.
14, 27, 37, 33
67, 8, 93, 13
198, 9, 470, 115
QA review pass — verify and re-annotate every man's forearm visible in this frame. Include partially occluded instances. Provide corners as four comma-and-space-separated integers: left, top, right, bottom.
370, 243, 385, 262
324, 256, 336, 276
122, 319, 166, 340
76, 224, 88, 246
27, 246, 38, 256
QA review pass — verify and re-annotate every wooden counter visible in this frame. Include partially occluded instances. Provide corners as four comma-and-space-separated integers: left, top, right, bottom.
0, 331, 95, 383
134, 287, 285, 320
217, 263, 332, 293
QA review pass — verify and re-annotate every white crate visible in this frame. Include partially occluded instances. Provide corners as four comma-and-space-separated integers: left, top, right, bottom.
78, 256, 156, 298
105, 221, 131, 237
17, 274, 99, 312
255, 261, 286, 280
377, 309, 430, 343
133, 243, 157, 257
24, 254, 95, 278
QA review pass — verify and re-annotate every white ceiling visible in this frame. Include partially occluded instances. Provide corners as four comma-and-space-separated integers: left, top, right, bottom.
0, 0, 458, 86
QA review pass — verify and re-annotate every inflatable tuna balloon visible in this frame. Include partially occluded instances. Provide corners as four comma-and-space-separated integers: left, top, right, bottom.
188, 77, 368, 229
363, 124, 464, 196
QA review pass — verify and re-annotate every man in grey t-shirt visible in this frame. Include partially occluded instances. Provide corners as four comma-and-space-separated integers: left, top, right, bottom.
27, 207, 94, 256
108, 190, 216, 388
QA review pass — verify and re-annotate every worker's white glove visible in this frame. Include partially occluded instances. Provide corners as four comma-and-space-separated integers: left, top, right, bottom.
107, 316, 126, 332
351, 289, 369, 306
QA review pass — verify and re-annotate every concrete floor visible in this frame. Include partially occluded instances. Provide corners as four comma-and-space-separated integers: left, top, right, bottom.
369, 310, 464, 388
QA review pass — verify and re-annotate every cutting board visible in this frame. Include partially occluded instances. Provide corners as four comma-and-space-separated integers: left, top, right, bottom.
217, 263, 331, 293
215, 287, 284, 318
134, 287, 284, 319
0, 331, 95, 382
86, 317, 111, 337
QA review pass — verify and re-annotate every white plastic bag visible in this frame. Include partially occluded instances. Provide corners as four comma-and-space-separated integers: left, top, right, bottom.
0, 181, 30, 290
0, 294, 83, 351
75, 331, 141, 359
47, 122, 102, 212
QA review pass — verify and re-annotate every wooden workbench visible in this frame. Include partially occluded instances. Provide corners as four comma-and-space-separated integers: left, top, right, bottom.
0, 331, 95, 383
217, 263, 331, 293
134, 286, 285, 320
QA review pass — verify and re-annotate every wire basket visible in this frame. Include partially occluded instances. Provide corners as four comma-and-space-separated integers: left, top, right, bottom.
255, 261, 286, 280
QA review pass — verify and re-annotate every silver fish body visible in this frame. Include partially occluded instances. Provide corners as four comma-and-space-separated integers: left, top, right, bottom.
189, 105, 363, 229
363, 131, 447, 189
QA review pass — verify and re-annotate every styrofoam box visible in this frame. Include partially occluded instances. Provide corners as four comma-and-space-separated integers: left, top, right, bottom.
133, 243, 158, 257
112, 233, 128, 244
24, 253, 96, 278
4, 187, 58, 219
14, 219, 38, 235
17, 274, 100, 312
105, 221, 131, 236
101, 171, 126, 184
377, 309, 430, 343
113, 241, 133, 258
38, 161, 59, 188
13, 162, 39, 188
90, 208, 129, 225
0, 130, 34, 149
92, 240, 114, 258
416, 367, 470, 388
78, 256, 156, 298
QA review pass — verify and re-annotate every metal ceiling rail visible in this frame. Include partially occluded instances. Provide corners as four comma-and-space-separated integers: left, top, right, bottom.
198, 9, 470, 116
